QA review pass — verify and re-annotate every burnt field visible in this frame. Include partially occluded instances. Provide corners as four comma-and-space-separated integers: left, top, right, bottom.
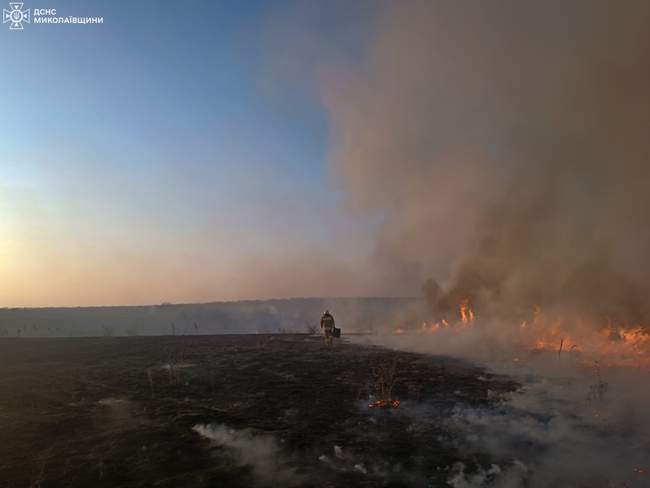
0, 335, 517, 487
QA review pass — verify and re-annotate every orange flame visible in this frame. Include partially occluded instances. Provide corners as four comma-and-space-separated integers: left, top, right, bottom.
368, 399, 400, 408
459, 298, 475, 323
518, 310, 650, 367
392, 302, 650, 368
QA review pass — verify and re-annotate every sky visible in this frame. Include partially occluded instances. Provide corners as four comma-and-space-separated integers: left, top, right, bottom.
2, 1, 648, 313
0, 0, 383, 306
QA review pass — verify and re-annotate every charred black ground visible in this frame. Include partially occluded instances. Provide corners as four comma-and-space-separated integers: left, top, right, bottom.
0, 335, 517, 487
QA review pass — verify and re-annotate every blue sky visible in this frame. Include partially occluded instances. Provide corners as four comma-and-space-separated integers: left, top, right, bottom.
0, 0, 381, 306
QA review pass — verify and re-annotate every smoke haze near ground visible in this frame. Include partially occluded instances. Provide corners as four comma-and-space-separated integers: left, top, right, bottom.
318, 0, 650, 322
354, 324, 650, 487
193, 424, 301, 486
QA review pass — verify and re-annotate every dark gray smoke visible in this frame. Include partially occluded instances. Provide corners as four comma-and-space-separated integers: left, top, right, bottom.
321, 0, 650, 324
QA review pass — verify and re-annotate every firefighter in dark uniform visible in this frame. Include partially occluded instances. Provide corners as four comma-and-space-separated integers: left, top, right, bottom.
320, 310, 335, 346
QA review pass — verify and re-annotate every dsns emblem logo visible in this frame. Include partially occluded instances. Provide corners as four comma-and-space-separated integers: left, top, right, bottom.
3, 2, 30, 30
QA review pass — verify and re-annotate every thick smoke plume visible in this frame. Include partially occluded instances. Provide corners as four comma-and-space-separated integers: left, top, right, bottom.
322, 0, 650, 323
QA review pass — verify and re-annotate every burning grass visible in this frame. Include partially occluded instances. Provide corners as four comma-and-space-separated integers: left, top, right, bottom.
391, 299, 650, 369
359, 298, 650, 487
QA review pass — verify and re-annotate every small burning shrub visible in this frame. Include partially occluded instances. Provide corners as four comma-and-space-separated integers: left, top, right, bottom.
369, 357, 399, 408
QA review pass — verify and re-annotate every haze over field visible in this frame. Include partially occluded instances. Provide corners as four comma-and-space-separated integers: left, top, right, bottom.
0, 297, 414, 337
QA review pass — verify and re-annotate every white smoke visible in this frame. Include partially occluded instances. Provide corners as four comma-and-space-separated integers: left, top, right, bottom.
193, 423, 301, 486
354, 329, 650, 487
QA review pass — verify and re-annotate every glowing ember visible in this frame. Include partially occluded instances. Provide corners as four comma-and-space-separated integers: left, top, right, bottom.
368, 399, 400, 409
